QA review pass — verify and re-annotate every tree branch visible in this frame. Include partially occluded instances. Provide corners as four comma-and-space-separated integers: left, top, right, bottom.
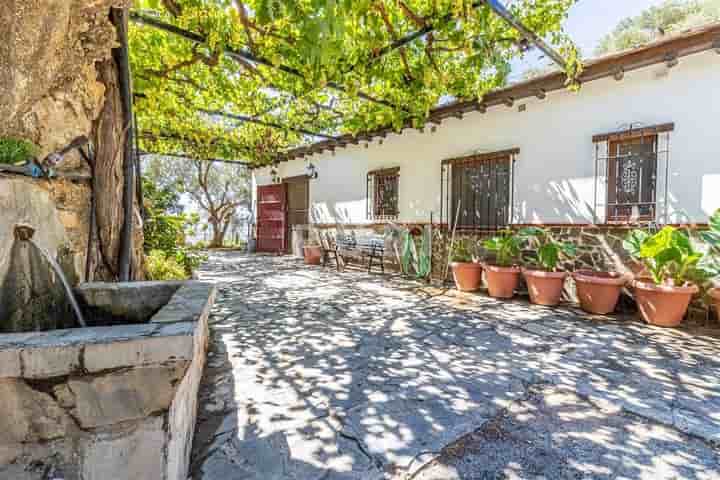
162, 0, 182, 17
376, 3, 414, 81
233, 1, 257, 54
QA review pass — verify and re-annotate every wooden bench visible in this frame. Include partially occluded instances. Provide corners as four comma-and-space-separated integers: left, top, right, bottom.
320, 231, 386, 274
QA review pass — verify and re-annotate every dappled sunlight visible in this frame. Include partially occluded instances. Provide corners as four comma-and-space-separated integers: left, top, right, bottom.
191, 252, 720, 479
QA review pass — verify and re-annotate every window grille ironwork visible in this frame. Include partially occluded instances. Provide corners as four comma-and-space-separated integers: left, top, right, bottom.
366, 167, 399, 220
592, 123, 672, 225
440, 149, 518, 231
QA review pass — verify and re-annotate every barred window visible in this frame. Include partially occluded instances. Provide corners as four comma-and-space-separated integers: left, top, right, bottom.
593, 123, 672, 224
366, 167, 399, 220
441, 149, 517, 230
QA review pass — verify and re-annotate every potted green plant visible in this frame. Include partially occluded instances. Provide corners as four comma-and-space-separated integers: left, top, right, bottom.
519, 227, 576, 306
623, 226, 708, 327
571, 269, 630, 315
700, 209, 720, 315
450, 238, 483, 292
482, 230, 522, 298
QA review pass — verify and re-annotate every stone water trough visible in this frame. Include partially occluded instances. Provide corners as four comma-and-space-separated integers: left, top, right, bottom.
0, 280, 216, 480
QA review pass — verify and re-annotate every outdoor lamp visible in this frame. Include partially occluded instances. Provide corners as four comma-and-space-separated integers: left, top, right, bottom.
270, 166, 281, 183
306, 162, 318, 179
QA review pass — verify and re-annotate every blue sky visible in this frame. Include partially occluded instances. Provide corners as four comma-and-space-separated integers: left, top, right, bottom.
512, 0, 667, 77
566, 0, 667, 55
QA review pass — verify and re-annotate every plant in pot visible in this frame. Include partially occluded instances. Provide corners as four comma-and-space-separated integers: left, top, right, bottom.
700, 209, 720, 316
450, 238, 483, 292
482, 230, 522, 298
303, 232, 323, 265
623, 226, 710, 327
519, 227, 576, 306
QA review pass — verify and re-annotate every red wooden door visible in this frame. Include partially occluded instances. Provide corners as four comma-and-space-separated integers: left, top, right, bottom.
257, 184, 287, 253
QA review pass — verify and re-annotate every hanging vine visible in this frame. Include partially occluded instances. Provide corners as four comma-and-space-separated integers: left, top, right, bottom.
131, 0, 580, 165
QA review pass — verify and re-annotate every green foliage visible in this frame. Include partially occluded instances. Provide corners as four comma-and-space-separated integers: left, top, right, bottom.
146, 250, 188, 280
130, 0, 579, 165
700, 209, 720, 253
700, 209, 720, 278
482, 229, 521, 267
0, 138, 39, 165
142, 175, 207, 277
596, 0, 720, 55
623, 226, 710, 286
450, 237, 476, 263
144, 156, 249, 247
518, 227, 576, 272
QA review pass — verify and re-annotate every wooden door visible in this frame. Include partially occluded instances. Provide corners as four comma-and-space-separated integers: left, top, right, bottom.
256, 184, 287, 253
284, 176, 309, 252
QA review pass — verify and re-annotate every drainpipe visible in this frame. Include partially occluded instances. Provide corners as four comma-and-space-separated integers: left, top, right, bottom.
111, 7, 135, 281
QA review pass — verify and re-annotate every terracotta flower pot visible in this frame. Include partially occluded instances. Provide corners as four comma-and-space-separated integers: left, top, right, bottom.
483, 264, 521, 299
711, 288, 720, 317
522, 269, 567, 306
572, 270, 629, 315
303, 245, 322, 265
451, 262, 483, 292
632, 279, 699, 328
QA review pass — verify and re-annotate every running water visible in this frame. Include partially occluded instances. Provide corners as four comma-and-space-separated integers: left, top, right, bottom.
14, 224, 87, 328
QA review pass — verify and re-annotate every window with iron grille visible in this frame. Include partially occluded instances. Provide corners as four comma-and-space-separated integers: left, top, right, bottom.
592, 123, 672, 224
440, 149, 517, 231
366, 167, 399, 220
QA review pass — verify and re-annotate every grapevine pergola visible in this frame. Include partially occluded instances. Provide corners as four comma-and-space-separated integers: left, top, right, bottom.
129, 0, 581, 167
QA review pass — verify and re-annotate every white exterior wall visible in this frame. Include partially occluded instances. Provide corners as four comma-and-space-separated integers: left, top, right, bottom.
254, 50, 720, 226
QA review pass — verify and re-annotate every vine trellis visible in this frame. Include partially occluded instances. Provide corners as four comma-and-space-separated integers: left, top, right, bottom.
130, 0, 581, 166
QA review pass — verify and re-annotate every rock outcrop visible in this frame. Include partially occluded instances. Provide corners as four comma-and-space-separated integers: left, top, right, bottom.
0, 0, 143, 332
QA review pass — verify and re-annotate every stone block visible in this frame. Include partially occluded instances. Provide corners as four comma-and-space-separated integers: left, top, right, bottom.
0, 348, 21, 377
83, 334, 194, 373
20, 345, 81, 378
0, 379, 74, 443
81, 416, 165, 480
68, 363, 188, 428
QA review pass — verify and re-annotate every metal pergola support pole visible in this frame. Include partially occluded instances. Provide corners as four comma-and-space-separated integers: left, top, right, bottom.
485, 0, 567, 70
112, 6, 136, 282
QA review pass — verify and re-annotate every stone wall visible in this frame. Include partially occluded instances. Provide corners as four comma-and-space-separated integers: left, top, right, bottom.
309, 223, 718, 325
1, 0, 143, 329
0, 177, 91, 332
0, 281, 216, 480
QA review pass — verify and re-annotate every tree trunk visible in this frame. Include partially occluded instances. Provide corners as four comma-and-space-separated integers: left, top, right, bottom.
90, 56, 144, 281
209, 219, 225, 248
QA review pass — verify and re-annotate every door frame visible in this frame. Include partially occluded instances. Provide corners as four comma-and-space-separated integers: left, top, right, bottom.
283, 175, 310, 253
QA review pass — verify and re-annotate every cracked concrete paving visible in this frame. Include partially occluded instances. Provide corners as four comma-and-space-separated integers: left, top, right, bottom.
189, 252, 720, 479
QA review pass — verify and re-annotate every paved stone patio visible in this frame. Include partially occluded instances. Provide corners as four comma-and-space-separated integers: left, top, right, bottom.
190, 252, 720, 479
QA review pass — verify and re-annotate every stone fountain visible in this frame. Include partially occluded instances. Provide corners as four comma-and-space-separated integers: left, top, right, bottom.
0, 225, 217, 480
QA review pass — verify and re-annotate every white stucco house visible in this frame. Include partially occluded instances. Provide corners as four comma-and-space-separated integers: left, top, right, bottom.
252, 24, 720, 253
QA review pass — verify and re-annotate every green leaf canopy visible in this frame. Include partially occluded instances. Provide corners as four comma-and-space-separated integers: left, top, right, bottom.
130, 0, 579, 165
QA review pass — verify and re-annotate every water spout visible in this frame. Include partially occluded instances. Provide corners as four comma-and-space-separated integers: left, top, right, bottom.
14, 224, 87, 328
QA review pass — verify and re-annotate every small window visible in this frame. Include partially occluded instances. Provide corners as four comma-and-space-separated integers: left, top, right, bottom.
607, 136, 657, 222
367, 167, 399, 220
592, 123, 672, 224
441, 149, 516, 230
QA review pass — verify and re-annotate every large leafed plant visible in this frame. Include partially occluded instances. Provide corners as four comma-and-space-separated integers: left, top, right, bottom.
518, 227, 576, 272
623, 226, 713, 286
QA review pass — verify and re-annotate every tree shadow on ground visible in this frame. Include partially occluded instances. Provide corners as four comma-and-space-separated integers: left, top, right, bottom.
190, 252, 720, 479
